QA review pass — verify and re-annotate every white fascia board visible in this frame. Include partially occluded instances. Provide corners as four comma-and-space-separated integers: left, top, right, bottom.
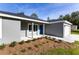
0, 13, 49, 24
49, 20, 72, 25
64, 21, 72, 25
49, 21, 64, 24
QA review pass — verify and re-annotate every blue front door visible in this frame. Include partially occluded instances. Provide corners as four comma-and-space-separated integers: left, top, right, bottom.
39, 25, 43, 34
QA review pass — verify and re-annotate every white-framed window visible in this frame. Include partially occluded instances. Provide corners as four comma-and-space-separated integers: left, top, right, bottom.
34, 24, 38, 31
28, 23, 38, 31
28, 24, 32, 31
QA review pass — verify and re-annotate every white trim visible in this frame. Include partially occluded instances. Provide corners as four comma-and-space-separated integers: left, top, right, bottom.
0, 13, 49, 24
0, 13, 72, 25
32, 23, 34, 38
43, 24, 45, 35
38, 24, 40, 35
64, 21, 72, 25
63, 23, 71, 37
34, 24, 38, 32
27, 23, 32, 38
49, 20, 72, 25
28, 23, 32, 32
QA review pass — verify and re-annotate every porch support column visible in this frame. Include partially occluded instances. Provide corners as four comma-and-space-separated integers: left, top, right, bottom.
43, 24, 45, 36
32, 22, 34, 39
38, 25, 39, 35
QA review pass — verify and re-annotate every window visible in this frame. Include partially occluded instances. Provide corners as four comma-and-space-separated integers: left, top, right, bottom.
29, 25, 32, 31
34, 25, 38, 31
28, 24, 38, 31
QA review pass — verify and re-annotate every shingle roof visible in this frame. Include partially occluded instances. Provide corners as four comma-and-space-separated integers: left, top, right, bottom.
0, 11, 72, 25
0, 11, 46, 22
47, 19, 61, 22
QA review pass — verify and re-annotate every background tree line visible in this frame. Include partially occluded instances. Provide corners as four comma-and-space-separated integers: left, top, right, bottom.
58, 11, 79, 29
30, 11, 79, 29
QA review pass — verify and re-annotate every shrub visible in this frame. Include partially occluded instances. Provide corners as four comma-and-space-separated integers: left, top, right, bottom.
46, 41, 49, 43
25, 40, 31, 43
27, 47, 32, 50
21, 49, 26, 53
9, 41, 17, 47
39, 43, 42, 46
54, 40, 59, 43
42, 42, 45, 44
0, 44, 6, 49
34, 45, 39, 48
47, 37, 51, 40
19, 40, 25, 45
54, 40, 62, 43
58, 40, 62, 43
44, 36, 48, 39
53, 38, 56, 41
31, 38, 37, 41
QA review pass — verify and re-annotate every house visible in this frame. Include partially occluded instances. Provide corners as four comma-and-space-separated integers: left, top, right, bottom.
0, 11, 72, 44
71, 25, 78, 31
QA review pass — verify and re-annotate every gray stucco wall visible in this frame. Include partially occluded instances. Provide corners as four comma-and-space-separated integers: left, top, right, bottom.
45, 23, 63, 37
2, 18, 21, 44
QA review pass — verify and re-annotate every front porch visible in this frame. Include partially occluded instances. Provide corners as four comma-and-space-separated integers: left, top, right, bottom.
21, 21, 45, 40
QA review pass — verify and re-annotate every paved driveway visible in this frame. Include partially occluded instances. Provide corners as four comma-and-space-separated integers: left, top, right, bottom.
65, 34, 79, 42
46, 34, 79, 43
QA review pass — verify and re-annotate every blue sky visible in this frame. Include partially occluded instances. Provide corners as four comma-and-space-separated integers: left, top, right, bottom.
0, 3, 79, 20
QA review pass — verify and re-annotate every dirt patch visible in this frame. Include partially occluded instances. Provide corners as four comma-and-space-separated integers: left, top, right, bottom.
0, 37, 76, 55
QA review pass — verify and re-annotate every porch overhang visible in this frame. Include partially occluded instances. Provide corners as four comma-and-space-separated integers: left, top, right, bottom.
0, 13, 49, 24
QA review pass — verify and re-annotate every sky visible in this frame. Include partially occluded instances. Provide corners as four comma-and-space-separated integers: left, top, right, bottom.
0, 3, 79, 20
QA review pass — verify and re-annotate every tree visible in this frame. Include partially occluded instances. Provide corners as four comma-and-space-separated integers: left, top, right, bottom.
31, 13, 38, 19
63, 14, 71, 21
58, 11, 79, 29
71, 11, 79, 18
47, 17, 50, 21
59, 15, 63, 20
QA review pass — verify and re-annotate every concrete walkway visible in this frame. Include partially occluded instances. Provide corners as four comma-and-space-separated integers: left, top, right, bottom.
21, 34, 79, 43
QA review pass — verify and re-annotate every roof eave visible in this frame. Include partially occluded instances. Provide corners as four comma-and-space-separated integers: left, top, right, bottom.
49, 20, 72, 25
0, 13, 49, 24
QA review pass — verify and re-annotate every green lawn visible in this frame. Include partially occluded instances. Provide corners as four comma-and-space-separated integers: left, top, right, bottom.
71, 29, 79, 34
42, 48, 79, 55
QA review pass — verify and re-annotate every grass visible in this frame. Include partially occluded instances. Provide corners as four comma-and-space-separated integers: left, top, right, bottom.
71, 29, 79, 34
44, 48, 72, 55
74, 41, 79, 45
41, 48, 79, 55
